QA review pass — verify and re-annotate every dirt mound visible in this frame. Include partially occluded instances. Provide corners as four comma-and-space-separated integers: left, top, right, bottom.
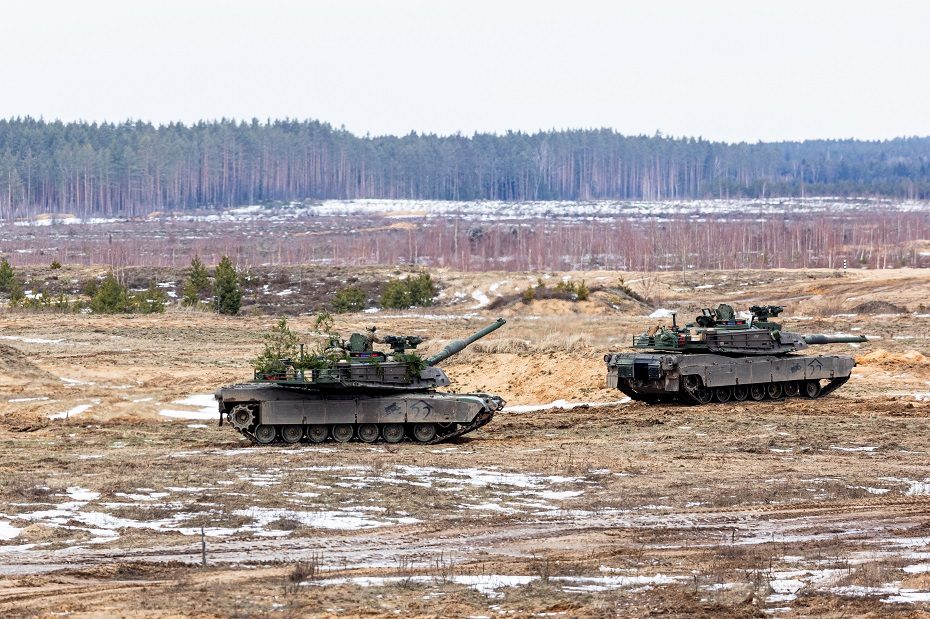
851, 300, 908, 314
0, 411, 49, 432
855, 349, 929, 367
0, 343, 56, 382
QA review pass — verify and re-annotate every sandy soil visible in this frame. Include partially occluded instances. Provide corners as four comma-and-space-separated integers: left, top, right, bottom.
1, 267, 930, 617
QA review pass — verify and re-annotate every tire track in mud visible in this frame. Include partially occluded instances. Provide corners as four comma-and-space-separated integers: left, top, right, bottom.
0, 581, 163, 608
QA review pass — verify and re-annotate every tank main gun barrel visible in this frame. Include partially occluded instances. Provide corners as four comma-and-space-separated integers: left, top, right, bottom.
803, 334, 868, 345
426, 318, 506, 366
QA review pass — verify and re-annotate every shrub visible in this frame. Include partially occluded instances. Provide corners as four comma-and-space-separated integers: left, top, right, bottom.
133, 281, 167, 314
82, 279, 99, 298
0, 258, 14, 292
182, 255, 212, 307
9, 278, 24, 304
50, 260, 62, 270
381, 280, 411, 309
253, 317, 301, 373
90, 273, 132, 314
213, 255, 242, 315
576, 280, 590, 301
380, 273, 436, 309
407, 273, 436, 306
332, 286, 365, 313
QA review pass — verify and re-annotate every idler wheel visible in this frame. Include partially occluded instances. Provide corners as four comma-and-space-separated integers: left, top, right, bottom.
358, 424, 379, 443
802, 380, 822, 399
749, 385, 766, 401
766, 383, 784, 399
714, 387, 732, 403
784, 381, 800, 397
732, 385, 748, 401
229, 404, 257, 430
254, 424, 276, 444
382, 423, 405, 444
412, 423, 437, 443
281, 425, 303, 444
307, 425, 329, 443
332, 424, 354, 443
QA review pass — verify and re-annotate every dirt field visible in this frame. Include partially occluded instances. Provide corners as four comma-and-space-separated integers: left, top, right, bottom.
2, 267, 930, 617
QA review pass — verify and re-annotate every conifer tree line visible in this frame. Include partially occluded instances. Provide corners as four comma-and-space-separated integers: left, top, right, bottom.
1, 117, 930, 219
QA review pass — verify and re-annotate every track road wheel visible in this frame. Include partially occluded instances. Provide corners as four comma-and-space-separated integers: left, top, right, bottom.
714, 387, 732, 403
766, 383, 783, 399
332, 424, 354, 443
412, 423, 437, 443
749, 385, 766, 401
732, 385, 748, 401
803, 380, 822, 399
307, 425, 328, 443
694, 386, 712, 404
358, 424, 379, 443
382, 423, 404, 444
281, 425, 303, 444
254, 424, 276, 444
784, 381, 800, 397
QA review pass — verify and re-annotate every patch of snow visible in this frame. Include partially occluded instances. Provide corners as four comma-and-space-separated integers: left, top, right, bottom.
0, 521, 22, 541
0, 335, 65, 345
65, 487, 100, 502
160, 393, 217, 420
232, 507, 419, 531
648, 308, 675, 318
48, 404, 93, 420
830, 445, 878, 453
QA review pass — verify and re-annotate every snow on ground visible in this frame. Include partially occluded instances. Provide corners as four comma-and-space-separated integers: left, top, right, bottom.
159, 394, 217, 420
0, 335, 65, 345
48, 404, 94, 420
305, 573, 683, 598
0, 521, 22, 541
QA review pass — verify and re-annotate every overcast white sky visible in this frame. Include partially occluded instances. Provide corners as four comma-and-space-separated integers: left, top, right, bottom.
1, 1, 928, 143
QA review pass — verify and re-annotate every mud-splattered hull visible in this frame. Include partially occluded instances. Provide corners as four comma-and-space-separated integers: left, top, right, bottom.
215, 384, 504, 444
605, 352, 857, 404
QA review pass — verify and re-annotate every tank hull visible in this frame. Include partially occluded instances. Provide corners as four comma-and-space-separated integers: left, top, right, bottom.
215, 383, 504, 444
605, 352, 856, 404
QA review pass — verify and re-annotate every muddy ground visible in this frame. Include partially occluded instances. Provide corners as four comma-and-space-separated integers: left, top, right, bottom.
1, 267, 930, 618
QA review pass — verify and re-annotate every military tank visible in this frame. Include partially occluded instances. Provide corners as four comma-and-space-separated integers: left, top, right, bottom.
216, 318, 506, 444
604, 304, 867, 404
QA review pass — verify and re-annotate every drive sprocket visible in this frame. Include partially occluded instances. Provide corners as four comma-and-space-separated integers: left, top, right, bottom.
229, 403, 257, 430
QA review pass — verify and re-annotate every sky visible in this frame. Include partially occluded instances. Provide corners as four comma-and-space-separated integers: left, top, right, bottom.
1, 1, 928, 143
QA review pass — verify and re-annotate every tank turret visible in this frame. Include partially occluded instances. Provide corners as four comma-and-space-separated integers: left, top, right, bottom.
606, 304, 866, 404
216, 318, 507, 445
630, 303, 866, 356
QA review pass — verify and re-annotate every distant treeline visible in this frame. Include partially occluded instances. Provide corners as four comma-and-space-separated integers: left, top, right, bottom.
1, 117, 930, 218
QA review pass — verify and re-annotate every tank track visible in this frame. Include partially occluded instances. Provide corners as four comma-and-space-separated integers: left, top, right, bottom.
231, 407, 497, 445
619, 376, 850, 405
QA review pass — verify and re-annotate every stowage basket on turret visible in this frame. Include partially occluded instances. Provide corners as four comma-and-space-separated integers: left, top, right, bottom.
216, 318, 507, 444
604, 305, 866, 404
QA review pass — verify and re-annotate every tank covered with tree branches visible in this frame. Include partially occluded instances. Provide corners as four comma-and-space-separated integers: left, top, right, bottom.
215, 316, 506, 445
